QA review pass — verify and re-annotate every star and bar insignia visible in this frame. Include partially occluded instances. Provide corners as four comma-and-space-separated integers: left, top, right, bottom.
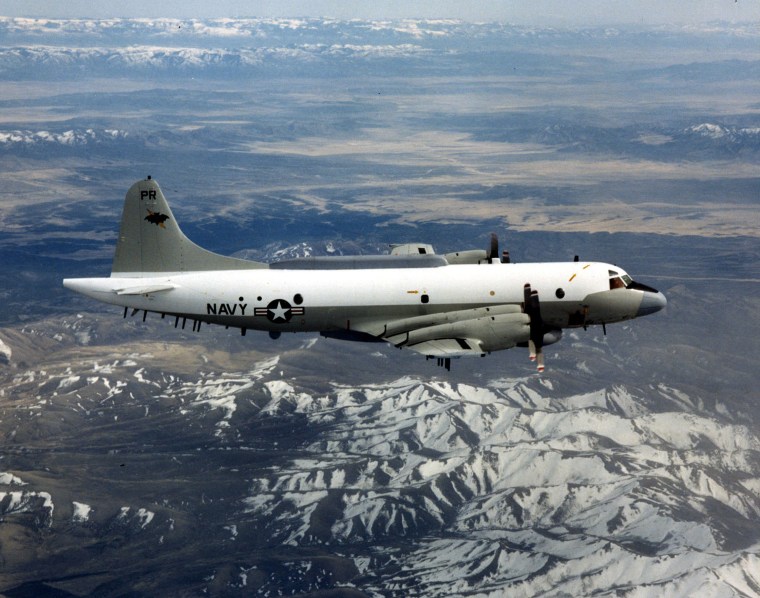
254, 299, 305, 323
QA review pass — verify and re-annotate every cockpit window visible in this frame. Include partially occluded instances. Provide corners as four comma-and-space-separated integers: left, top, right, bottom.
609, 270, 634, 290
609, 276, 626, 290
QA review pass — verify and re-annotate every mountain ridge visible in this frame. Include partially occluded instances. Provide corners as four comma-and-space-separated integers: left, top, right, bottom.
1, 315, 758, 596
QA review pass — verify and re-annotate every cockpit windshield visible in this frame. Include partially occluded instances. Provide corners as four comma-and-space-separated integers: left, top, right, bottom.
609, 269, 657, 292
609, 270, 634, 290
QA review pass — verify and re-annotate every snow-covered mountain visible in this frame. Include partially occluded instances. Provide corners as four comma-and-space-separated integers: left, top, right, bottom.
2, 16, 759, 41
2, 16, 759, 81
0, 44, 430, 73
0, 127, 128, 147
1, 13, 759, 597
686, 123, 760, 142
1, 315, 758, 596
246, 373, 760, 596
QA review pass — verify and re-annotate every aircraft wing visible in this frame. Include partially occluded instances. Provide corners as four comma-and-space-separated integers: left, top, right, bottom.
352, 304, 530, 358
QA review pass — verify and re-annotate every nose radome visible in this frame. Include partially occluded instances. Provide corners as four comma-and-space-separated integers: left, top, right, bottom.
637, 291, 667, 317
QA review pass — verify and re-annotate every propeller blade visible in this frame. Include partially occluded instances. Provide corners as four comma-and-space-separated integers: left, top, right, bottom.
523, 285, 545, 372
488, 233, 499, 262
530, 290, 545, 372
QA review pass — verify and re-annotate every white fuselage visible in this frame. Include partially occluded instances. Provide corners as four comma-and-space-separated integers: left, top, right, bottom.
64, 260, 652, 334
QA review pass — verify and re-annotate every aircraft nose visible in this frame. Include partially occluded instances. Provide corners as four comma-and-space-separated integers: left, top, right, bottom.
637, 290, 667, 317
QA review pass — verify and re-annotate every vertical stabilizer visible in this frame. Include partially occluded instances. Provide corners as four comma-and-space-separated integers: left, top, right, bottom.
111, 177, 267, 275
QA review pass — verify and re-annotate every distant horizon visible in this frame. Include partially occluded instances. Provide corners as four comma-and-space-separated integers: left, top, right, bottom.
1, 14, 759, 28
0, 0, 758, 27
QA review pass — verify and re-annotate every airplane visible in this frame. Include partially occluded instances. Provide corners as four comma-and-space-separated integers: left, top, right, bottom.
63, 176, 666, 372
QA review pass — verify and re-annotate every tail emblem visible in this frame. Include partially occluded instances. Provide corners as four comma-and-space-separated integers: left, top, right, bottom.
145, 209, 170, 229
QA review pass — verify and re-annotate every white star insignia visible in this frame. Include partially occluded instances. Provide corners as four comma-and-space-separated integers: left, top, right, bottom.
268, 301, 290, 321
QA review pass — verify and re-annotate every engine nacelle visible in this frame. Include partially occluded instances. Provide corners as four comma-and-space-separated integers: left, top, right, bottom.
443, 249, 489, 265
390, 243, 436, 256
402, 311, 530, 353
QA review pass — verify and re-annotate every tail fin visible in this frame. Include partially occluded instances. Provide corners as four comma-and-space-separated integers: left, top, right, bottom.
111, 177, 267, 275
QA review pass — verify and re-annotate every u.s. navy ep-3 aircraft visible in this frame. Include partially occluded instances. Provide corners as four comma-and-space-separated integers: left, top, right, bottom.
64, 177, 666, 371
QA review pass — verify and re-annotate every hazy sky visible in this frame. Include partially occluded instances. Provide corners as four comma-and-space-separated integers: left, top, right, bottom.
1, 0, 758, 26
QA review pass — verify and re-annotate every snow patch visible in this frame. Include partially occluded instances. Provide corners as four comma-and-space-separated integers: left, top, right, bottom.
0, 337, 11, 363
0, 472, 26, 486
72, 501, 92, 522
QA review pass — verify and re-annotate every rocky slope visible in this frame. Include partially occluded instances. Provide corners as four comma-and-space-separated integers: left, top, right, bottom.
0, 314, 758, 596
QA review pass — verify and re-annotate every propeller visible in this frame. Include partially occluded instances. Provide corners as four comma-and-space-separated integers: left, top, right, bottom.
491, 232, 512, 263
488, 232, 499, 263
523, 283, 545, 372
